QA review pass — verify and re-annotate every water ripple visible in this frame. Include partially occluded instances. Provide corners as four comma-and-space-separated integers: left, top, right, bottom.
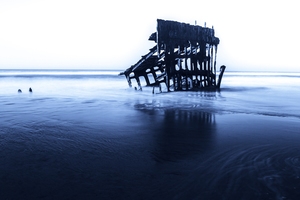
176, 144, 300, 200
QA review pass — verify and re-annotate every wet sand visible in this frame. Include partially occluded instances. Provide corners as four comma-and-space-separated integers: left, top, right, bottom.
1, 71, 300, 199
1, 94, 300, 200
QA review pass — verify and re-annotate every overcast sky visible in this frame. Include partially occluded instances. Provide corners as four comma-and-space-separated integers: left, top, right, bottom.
0, 0, 299, 71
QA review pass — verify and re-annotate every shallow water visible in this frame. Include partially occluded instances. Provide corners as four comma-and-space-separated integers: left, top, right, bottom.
0, 70, 300, 199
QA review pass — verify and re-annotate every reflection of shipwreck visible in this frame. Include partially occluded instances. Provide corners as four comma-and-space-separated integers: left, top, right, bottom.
134, 106, 216, 162
120, 19, 226, 92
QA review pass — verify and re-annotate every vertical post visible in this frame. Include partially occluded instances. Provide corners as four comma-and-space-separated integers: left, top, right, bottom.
144, 74, 150, 86
165, 44, 171, 92
135, 74, 142, 90
178, 45, 182, 71
178, 45, 182, 90
217, 65, 226, 89
185, 46, 188, 90
190, 43, 193, 71
170, 44, 176, 91
210, 45, 214, 86
203, 44, 207, 87
214, 45, 218, 87
126, 75, 132, 87
156, 21, 160, 59
199, 42, 203, 87
207, 44, 211, 86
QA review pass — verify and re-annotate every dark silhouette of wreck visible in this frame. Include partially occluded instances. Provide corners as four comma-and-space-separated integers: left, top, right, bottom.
120, 19, 226, 92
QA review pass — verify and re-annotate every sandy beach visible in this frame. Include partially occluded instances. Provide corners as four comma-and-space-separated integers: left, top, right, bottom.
0, 70, 300, 199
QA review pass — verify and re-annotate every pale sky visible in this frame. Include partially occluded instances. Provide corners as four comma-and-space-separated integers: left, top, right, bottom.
0, 0, 299, 71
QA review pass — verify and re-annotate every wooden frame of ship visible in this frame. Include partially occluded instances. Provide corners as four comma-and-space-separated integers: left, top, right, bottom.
120, 19, 226, 92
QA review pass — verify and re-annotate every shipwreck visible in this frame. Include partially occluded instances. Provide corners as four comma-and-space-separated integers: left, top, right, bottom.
120, 19, 226, 92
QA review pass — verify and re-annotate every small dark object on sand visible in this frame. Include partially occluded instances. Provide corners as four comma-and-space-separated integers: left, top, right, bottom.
29, 88, 32, 92
18, 89, 22, 93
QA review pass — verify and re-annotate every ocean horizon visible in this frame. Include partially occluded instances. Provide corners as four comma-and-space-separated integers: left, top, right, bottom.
1, 69, 300, 199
